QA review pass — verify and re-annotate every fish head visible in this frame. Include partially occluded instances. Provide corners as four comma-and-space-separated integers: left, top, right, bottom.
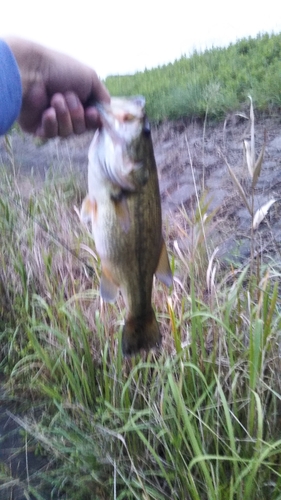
97, 96, 148, 145
91, 96, 152, 191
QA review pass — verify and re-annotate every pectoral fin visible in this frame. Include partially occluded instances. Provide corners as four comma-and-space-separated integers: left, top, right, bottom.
155, 240, 173, 287
100, 266, 119, 302
111, 191, 131, 233
132, 162, 149, 187
80, 195, 97, 224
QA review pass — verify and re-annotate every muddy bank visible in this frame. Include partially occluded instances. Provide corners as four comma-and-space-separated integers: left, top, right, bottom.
1, 112, 281, 264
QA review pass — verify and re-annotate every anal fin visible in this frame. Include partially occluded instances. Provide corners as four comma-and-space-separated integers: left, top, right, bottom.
100, 266, 119, 302
155, 240, 173, 287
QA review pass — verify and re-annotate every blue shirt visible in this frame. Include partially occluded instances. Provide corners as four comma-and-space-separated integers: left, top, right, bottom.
0, 40, 22, 135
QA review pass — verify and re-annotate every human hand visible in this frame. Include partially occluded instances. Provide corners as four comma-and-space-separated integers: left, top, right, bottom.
4, 37, 110, 138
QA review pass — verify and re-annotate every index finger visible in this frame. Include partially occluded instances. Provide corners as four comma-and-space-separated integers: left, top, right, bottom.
88, 75, 110, 106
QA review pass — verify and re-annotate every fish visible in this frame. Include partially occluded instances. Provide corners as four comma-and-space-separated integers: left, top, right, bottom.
80, 96, 172, 355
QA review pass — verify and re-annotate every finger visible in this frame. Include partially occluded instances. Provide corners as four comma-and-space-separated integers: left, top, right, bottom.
85, 107, 103, 130
36, 107, 58, 138
51, 93, 73, 137
90, 76, 110, 104
64, 92, 86, 135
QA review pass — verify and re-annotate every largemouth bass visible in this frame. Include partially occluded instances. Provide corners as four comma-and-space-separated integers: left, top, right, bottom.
81, 96, 172, 355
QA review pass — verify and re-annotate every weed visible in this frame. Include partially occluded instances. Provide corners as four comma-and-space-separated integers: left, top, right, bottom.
1, 155, 281, 499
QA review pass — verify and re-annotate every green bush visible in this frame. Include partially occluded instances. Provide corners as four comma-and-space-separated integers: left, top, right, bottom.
105, 32, 281, 121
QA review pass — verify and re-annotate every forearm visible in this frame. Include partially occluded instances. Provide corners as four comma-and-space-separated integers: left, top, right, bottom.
0, 39, 22, 135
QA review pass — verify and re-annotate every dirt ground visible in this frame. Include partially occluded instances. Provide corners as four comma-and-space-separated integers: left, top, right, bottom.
1, 110, 281, 265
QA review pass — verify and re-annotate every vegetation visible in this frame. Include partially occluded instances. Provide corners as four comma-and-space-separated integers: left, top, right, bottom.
1, 34, 281, 499
105, 32, 281, 121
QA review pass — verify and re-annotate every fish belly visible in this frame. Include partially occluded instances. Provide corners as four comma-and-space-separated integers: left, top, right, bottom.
93, 169, 163, 355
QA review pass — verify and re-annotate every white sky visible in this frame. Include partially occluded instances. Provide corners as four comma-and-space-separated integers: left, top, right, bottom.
2, 0, 281, 78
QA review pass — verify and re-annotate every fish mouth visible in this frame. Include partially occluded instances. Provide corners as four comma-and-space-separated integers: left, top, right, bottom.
99, 95, 146, 111
96, 96, 146, 128
95, 97, 150, 154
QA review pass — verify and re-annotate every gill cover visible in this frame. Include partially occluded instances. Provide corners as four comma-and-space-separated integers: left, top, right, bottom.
91, 97, 149, 191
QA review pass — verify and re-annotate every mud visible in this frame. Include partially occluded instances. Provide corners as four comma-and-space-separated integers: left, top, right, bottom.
1, 111, 281, 264
0, 384, 50, 499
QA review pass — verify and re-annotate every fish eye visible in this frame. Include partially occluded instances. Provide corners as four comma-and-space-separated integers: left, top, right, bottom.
123, 113, 136, 122
143, 117, 151, 136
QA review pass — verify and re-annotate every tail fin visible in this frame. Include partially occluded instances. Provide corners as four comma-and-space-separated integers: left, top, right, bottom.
122, 309, 161, 356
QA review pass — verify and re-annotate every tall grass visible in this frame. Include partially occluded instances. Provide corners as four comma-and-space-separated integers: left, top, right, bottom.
105, 32, 281, 122
1, 130, 281, 499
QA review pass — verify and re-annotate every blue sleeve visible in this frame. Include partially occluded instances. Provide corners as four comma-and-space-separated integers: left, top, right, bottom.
0, 40, 22, 135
